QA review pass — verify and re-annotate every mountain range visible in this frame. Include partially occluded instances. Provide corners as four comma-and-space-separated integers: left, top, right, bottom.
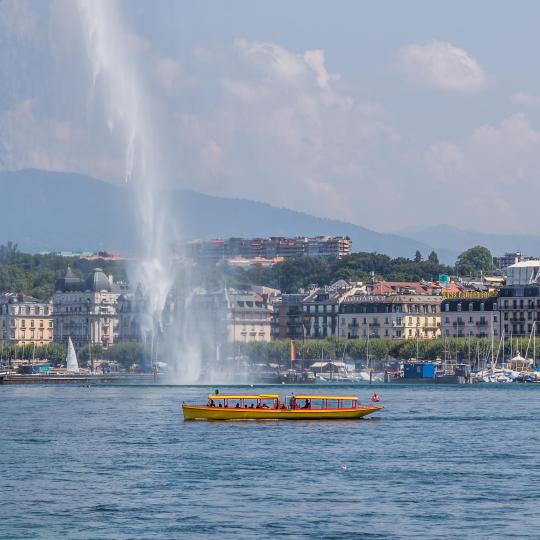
0, 169, 534, 263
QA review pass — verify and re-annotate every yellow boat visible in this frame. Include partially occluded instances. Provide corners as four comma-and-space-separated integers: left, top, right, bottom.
182, 393, 383, 421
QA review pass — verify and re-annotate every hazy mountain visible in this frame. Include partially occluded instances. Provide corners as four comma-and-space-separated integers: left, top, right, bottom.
0, 169, 442, 259
408, 224, 540, 258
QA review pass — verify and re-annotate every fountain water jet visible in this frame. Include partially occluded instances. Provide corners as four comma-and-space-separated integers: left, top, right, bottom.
77, 0, 209, 382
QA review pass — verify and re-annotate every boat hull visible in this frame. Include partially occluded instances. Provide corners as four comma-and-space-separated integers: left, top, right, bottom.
182, 404, 383, 421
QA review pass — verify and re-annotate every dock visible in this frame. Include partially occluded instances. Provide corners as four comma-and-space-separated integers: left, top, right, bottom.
0, 373, 156, 385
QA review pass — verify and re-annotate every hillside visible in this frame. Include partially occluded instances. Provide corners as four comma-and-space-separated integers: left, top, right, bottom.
0, 169, 439, 259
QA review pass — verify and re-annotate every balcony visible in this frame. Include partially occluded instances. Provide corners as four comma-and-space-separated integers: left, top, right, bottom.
452, 321, 465, 327
348, 322, 359, 328
476, 321, 488, 327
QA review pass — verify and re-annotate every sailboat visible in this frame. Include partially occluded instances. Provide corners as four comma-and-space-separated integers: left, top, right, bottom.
65, 337, 79, 373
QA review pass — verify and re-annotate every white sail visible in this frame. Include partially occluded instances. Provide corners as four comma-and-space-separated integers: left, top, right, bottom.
65, 337, 79, 373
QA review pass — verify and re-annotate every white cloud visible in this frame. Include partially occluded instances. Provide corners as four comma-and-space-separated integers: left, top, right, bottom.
6, 3, 540, 235
512, 91, 540, 110
424, 113, 540, 229
396, 41, 488, 93
168, 39, 401, 221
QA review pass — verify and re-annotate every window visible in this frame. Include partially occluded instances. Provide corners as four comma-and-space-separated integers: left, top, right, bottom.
480, 303, 485, 312
469, 303, 473, 311
457, 303, 462, 312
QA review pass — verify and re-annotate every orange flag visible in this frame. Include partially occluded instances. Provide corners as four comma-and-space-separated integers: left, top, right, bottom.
290, 341, 297, 362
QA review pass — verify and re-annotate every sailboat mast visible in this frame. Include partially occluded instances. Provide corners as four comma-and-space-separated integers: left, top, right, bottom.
366, 321, 370, 369
534, 322, 537, 368
490, 309, 494, 367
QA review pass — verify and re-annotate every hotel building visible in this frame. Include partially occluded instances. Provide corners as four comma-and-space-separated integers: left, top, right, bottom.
0, 294, 53, 346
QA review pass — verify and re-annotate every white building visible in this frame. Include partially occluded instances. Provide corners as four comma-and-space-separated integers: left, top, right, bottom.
53, 267, 127, 349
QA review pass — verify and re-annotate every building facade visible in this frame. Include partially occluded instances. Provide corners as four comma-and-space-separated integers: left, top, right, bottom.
302, 281, 362, 338
189, 289, 273, 344
186, 235, 352, 264
440, 296, 499, 338
0, 294, 53, 346
498, 261, 540, 337
272, 293, 307, 340
53, 267, 126, 349
339, 294, 442, 340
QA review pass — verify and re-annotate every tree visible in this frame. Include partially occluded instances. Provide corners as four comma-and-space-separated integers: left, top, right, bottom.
428, 251, 439, 264
414, 250, 423, 263
455, 246, 494, 276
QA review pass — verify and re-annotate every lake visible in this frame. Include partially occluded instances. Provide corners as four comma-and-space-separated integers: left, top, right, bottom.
2, 384, 540, 539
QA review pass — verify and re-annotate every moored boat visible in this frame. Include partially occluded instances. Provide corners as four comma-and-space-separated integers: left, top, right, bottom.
182, 393, 383, 421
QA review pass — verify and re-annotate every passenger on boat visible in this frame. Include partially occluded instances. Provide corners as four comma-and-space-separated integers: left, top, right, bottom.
218, 403, 223, 408
280, 404, 286, 410
235, 403, 240, 408
208, 399, 216, 407
262, 403, 269, 409
249, 403, 254, 408
256, 403, 262, 409
289, 395, 295, 409
302, 399, 310, 409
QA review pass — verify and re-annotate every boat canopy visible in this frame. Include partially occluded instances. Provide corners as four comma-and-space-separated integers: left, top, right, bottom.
207, 394, 279, 400
294, 395, 358, 401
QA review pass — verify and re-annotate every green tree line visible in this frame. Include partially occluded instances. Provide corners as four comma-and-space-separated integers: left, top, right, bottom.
0, 242, 127, 300
202, 245, 496, 292
230, 336, 535, 369
0, 242, 496, 299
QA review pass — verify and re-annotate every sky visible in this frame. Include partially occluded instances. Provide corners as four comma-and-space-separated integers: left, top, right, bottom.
2, 0, 540, 235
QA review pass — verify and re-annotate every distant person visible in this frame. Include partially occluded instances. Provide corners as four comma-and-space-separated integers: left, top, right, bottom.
289, 395, 295, 409
303, 399, 310, 409
262, 403, 269, 409
235, 403, 240, 408
249, 403, 254, 408
218, 403, 223, 408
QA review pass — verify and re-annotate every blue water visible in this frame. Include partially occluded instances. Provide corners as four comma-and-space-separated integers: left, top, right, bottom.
2, 384, 540, 539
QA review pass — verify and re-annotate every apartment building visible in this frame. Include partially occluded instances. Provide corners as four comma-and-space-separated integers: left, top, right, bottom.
0, 294, 53, 346
302, 281, 363, 338
186, 235, 352, 264
498, 260, 540, 337
339, 294, 442, 339
440, 296, 499, 338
